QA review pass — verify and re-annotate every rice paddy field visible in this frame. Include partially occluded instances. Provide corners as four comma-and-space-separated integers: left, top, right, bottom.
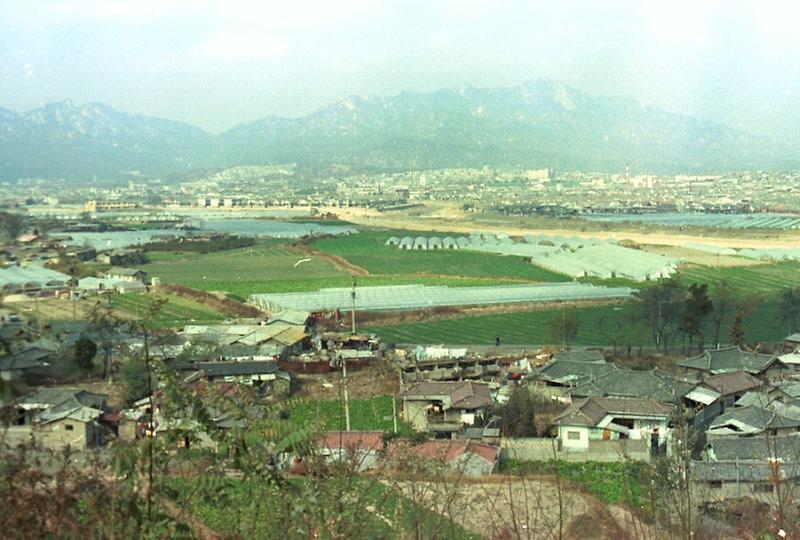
110, 293, 225, 327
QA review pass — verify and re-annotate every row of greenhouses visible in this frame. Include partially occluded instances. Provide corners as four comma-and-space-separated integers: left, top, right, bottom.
582, 212, 800, 230
386, 233, 616, 251
0, 265, 71, 292
249, 283, 633, 312
530, 244, 680, 281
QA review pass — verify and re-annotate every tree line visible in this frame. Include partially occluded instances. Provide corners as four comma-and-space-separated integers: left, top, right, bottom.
548, 279, 800, 353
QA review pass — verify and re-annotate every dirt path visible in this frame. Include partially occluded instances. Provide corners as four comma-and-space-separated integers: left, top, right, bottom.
294, 243, 369, 276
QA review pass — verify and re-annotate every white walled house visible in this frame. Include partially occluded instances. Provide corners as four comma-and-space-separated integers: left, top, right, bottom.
552, 397, 673, 451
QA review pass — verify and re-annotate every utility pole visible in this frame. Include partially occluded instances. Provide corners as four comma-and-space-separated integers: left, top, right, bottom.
341, 354, 351, 432
350, 280, 356, 335
392, 396, 398, 434
70, 266, 77, 321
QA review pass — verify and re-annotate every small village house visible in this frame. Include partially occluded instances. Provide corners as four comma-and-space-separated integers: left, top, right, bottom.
551, 396, 673, 452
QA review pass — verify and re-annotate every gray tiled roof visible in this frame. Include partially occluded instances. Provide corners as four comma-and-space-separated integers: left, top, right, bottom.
553, 396, 673, 426
702, 371, 763, 395
708, 435, 800, 461
550, 350, 606, 364
692, 460, 800, 482
709, 405, 800, 431
678, 347, 778, 375
19, 388, 107, 410
402, 381, 493, 410
570, 368, 694, 402
176, 360, 285, 378
535, 359, 618, 386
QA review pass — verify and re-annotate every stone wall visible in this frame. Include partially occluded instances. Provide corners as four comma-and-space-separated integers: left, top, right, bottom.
500, 437, 651, 463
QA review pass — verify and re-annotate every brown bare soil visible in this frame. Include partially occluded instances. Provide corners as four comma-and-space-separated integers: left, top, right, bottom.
3, 296, 96, 321
292, 362, 400, 400
293, 242, 370, 276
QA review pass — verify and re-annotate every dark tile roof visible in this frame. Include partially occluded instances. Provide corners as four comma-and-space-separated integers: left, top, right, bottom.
535, 359, 618, 386
570, 368, 694, 402
708, 435, 800, 461
702, 371, 763, 396
553, 397, 673, 427
19, 388, 107, 410
709, 405, 800, 431
550, 350, 606, 364
402, 381, 493, 410
176, 360, 283, 378
678, 347, 778, 375
692, 461, 800, 482
0, 354, 48, 371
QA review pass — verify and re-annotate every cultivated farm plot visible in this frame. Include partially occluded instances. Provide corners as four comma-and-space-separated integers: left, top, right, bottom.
313, 232, 568, 282
141, 242, 349, 298
110, 293, 225, 327
366, 304, 649, 346
366, 300, 789, 346
7, 297, 96, 321
140, 236, 568, 298
679, 260, 800, 297
287, 396, 411, 436
641, 245, 765, 267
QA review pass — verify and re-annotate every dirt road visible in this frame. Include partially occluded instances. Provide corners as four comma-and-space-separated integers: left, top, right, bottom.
332, 207, 800, 250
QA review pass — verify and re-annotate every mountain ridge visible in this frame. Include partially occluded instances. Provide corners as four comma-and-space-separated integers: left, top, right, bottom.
1, 80, 796, 180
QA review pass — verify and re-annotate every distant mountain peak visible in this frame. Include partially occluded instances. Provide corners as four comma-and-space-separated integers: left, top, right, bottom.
1, 81, 797, 180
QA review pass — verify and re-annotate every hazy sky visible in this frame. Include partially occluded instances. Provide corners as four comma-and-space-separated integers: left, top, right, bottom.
2, 0, 800, 135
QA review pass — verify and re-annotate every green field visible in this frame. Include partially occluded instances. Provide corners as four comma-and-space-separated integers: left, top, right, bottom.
366, 301, 789, 346
140, 233, 570, 299
287, 396, 412, 436
312, 231, 568, 282
110, 293, 225, 327
141, 241, 349, 298
678, 260, 800, 298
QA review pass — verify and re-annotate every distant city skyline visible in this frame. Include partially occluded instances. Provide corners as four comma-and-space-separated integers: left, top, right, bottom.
2, 0, 800, 137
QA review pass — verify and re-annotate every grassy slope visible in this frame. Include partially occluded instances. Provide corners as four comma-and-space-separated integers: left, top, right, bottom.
110, 293, 225, 328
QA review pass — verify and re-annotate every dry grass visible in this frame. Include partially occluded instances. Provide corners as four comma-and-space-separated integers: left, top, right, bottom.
391, 477, 656, 539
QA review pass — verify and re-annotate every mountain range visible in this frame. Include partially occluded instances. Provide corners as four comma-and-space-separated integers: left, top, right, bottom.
1, 80, 796, 181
